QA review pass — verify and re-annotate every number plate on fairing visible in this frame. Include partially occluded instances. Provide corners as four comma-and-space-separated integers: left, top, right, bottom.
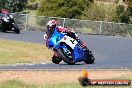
60, 35, 78, 49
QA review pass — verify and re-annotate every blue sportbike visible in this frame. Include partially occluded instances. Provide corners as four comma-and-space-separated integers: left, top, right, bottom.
47, 28, 95, 65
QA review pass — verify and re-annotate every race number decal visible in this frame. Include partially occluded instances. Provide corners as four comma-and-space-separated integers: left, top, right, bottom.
70, 39, 75, 44
60, 35, 78, 49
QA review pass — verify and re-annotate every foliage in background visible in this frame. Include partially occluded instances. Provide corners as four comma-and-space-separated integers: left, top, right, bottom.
94, 0, 119, 2
0, 0, 8, 9
116, 5, 125, 17
36, 0, 132, 24
127, 1, 132, 23
114, 4, 132, 23
113, 5, 125, 22
1, 0, 132, 24
37, 0, 92, 19
0, 0, 27, 12
81, 3, 116, 21
26, 0, 41, 10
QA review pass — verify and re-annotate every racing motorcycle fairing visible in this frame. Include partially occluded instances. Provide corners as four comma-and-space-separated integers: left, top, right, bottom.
47, 28, 86, 63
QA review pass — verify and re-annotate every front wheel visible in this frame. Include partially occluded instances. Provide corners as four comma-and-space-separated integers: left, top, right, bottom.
57, 48, 75, 65
84, 48, 95, 64
14, 26, 20, 34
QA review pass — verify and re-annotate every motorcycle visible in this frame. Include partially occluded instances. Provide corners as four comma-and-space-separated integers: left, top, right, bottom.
0, 14, 20, 34
47, 28, 95, 65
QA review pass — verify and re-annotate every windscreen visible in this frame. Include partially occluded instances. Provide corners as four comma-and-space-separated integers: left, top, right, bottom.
47, 28, 55, 38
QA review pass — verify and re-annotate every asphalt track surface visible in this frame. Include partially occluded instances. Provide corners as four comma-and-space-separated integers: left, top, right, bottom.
0, 30, 132, 70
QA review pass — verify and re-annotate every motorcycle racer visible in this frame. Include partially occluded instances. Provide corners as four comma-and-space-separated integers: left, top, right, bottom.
44, 19, 86, 48
0, 9, 9, 17
0, 9, 9, 14
44, 19, 88, 64
0, 9, 20, 34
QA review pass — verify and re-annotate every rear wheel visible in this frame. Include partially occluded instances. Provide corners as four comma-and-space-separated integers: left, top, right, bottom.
0, 27, 6, 32
57, 48, 75, 65
0, 20, 6, 32
84, 48, 95, 64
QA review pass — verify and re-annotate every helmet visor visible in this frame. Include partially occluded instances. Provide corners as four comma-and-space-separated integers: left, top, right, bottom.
47, 26, 55, 38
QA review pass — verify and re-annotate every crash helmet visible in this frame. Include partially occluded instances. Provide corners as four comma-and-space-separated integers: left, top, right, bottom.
47, 19, 57, 30
1, 9, 9, 14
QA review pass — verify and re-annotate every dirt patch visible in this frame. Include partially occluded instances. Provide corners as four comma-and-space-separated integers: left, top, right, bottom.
0, 70, 132, 84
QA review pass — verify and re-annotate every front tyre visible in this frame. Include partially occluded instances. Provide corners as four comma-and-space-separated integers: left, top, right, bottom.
14, 26, 20, 34
84, 48, 95, 64
57, 48, 75, 65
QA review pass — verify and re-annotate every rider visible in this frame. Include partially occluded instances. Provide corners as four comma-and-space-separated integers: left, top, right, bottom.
0, 9, 9, 16
0, 9, 10, 21
44, 19, 86, 58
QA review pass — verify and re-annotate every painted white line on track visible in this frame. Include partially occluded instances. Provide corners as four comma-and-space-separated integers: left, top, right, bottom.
27, 63, 34, 66
41, 63, 46, 65
12, 65, 17, 66
0, 69, 132, 71
0, 62, 47, 67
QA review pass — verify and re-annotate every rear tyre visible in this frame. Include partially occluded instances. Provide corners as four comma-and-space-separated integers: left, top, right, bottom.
57, 48, 75, 65
84, 48, 95, 64
52, 56, 62, 64
0, 27, 6, 32
0, 19, 6, 32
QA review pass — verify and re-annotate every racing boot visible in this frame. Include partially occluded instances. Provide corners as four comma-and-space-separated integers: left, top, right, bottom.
52, 52, 62, 64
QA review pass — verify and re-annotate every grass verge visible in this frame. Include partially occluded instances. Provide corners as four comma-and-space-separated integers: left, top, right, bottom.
0, 78, 131, 88
0, 80, 37, 88
0, 39, 53, 64
0, 70, 132, 88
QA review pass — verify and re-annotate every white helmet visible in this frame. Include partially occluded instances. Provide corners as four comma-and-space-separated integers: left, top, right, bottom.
47, 19, 57, 29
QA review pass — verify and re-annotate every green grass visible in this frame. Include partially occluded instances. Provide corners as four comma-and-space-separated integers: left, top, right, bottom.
0, 39, 53, 64
0, 80, 37, 88
0, 79, 131, 88
0, 80, 80, 88
0, 75, 132, 88
43, 83, 132, 88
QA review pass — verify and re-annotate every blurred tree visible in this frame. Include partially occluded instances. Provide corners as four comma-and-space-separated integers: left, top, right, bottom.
114, 4, 131, 23
81, 3, 116, 21
116, 5, 125, 18
37, 0, 91, 19
0, 0, 27, 12
0, 0, 9, 9
120, 11, 130, 23
127, 6, 132, 16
